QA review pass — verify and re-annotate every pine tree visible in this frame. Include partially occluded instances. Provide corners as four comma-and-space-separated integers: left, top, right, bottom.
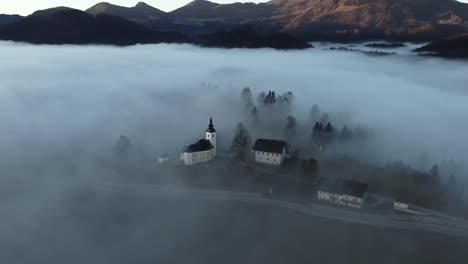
284, 115, 297, 139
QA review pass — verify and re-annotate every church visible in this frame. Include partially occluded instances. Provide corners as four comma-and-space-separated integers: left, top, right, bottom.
180, 118, 217, 165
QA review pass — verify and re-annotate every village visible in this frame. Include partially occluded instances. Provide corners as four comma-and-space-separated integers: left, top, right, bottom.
109, 87, 468, 221
143, 87, 426, 215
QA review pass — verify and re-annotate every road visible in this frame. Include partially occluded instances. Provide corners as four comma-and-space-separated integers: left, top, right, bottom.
93, 182, 468, 239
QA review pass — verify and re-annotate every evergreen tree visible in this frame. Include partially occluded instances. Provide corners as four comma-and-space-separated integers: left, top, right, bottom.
284, 115, 297, 139
320, 113, 330, 124
339, 125, 352, 142
309, 104, 320, 123
241, 86, 253, 108
312, 122, 325, 150
115, 135, 132, 159
257, 91, 266, 105
429, 164, 440, 184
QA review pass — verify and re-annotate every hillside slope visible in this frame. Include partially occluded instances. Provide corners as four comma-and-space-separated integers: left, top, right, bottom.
0, 9, 186, 45
86, 2, 166, 20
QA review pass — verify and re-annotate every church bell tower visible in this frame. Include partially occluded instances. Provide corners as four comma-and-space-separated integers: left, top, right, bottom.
206, 118, 217, 155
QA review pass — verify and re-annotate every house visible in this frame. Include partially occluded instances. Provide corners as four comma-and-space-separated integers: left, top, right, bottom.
180, 118, 217, 165
253, 139, 287, 166
317, 179, 368, 208
158, 153, 169, 164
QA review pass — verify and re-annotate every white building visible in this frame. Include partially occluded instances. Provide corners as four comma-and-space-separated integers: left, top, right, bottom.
158, 153, 169, 164
180, 118, 217, 165
317, 179, 368, 209
253, 139, 287, 166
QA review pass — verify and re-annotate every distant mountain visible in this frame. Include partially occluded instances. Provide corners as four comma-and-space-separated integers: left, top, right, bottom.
415, 34, 468, 57
196, 26, 312, 49
32, 6, 73, 17
170, 0, 275, 21
0, 14, 23, 25
0, 8, 309, 49
0, 9, 186, 45
83, 0, 468, 41
86, 2, 166, 20
267, 0, 468, 41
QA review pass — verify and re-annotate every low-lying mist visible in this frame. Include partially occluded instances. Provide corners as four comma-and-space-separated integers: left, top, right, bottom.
1, 41, 467, 179
1, 41, 468, 263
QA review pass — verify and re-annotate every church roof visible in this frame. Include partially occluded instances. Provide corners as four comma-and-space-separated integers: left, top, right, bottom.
185, 139, 214, 153
206, 118, 216, 133
253, 139, 287, 154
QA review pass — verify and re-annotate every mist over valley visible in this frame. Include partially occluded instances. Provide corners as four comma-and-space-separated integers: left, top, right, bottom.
1, 40, 468, 263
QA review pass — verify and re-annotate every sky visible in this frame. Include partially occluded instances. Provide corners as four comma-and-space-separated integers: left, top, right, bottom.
1, 0, 267, 15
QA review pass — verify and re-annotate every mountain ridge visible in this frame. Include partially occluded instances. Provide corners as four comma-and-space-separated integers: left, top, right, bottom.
82, 0, 468, 41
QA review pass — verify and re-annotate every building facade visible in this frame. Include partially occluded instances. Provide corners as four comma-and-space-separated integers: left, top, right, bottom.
253, 139, 287, 166
317, 179, 368, 209
180, 118, 217, 165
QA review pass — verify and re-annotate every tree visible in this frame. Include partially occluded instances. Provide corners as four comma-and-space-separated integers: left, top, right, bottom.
324, 123, 335, 145
257, 91, 266, 105
284, 115, 297, 139
279, 92, 294, 104
312, 122, 324, 150
309, 104, 320, 123
115, 135, 132, 159
429, 164, 440, 184
264, 91, 277, 104
320, 113, 330, 124
241, 86, 253, 108
231, 122, 252, 160
339, 125, 352, 142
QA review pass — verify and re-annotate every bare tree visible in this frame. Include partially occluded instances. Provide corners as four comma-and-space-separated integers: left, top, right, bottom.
231, 122, 252, 160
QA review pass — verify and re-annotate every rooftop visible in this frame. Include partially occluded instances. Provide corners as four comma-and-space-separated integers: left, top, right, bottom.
185, 139, 214, 153
253, 139, 287, 154
318, 179, 368, 198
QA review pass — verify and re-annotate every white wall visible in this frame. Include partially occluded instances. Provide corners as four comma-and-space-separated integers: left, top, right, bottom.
182, 148, 215, 165
206, 132, 216, 155
317, 190, 363, 209
254, 150, 284, 166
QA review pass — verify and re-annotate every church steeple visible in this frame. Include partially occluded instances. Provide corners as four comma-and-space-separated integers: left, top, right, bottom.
207, 117, 216, 133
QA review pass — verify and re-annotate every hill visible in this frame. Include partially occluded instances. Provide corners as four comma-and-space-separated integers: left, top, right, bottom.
86, 2, 166, 20
0, 9, 186, 45
0, 14, 23, 25
0, 8, 310, 49
83, 0, 468, 41
415, 34, 468, 57
196, 26, 312, 49
170, 0, 275, 22
267, 0, 468, 41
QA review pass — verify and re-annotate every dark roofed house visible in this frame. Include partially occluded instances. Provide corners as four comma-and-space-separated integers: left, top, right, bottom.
317, 178, 368, 209
253, 139, 288, 166
342, 180, 368, 199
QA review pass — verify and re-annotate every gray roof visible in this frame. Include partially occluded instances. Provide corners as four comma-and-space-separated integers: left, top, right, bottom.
185, 139, 214, 153
253, 139, 287, 154
318, 179, 368, 198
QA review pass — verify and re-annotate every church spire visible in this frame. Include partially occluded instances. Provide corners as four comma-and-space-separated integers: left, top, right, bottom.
207, 117, 216, 133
